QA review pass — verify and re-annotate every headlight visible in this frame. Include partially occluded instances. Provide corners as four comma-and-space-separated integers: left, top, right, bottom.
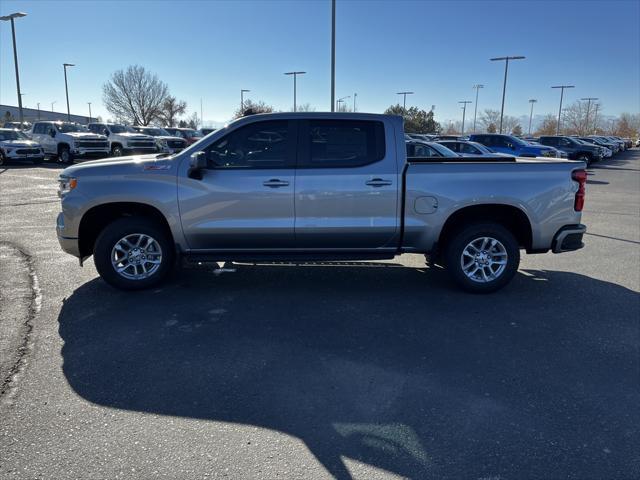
158, 139, 168, 147
4, 148, 13, 154
58, 175, 77, 197
542, 150, 555, 157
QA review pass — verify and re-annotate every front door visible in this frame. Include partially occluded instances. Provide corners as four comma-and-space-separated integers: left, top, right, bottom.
178, 119, 296, 250
294, 119, 399, 249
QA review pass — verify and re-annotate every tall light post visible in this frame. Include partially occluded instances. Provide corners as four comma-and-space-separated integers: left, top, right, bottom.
336, 95, 350, 112
353, 92, 357, 112
284, 71, 306, 112
527, 99, 537, 135
51, 101, 56, 112
396, 91, 414, 110
472, 84, 484, 132
581, 97, 598, 135
330, 0, 336, 112
592, 103, 600, 134
63, 63, 75, 121
87, 102, 92, 123
551, 85, 574, 135
490, 55, 525, 133
37, 102, 41, 120
0, 12, 27, 123
459, 100, 472, 135
240, 89, 250, 113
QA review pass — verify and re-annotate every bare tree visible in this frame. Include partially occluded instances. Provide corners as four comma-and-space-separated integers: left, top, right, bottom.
512, 124, 523, 136
158, 96, 187, 127
295, 103, 316, 112
233, 99, 274, 119
478, 109, 501, 132
534, 114, 558, 136
502, 116, 520, 134
102, 65, 169, 125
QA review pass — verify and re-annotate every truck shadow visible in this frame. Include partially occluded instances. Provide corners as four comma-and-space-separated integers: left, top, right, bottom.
58, 264, 640, 479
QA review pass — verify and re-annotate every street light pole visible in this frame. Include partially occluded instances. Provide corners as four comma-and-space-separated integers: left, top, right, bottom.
581, 97, 598, 135
490, 55, 525, 133
336, 95, 350, 112
528, 99, 537, 135
459, 100, 472, 135
37, 102, 40, 120
284, 71, 306, 112
551, 85, 575, 135
51, 101, 56, 112
240, 89, 250, 113
353, 93, 357, 112
396, 91, 414, 110
0, 12, 27, 123
63, 63, 75, 121
592, 103, 600, 134
330, 0, 336, 112
87, 102, 92, 123
472, 84, 483, 132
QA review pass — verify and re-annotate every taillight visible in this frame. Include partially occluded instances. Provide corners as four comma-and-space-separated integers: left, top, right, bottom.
572, 169, 587, 211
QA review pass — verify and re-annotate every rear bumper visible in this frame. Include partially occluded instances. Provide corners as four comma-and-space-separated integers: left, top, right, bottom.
552, 224, 586, 253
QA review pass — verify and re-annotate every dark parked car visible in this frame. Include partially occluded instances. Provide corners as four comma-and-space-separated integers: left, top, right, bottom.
537, 136, 603, 165
200, 128, 217, 136
405, 140, 459, 158
164, 127, 204, 145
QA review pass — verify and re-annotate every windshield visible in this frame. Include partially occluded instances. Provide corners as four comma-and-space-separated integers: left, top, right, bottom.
0, 130, 29, 141
142, 128, 170, 137
185, 129, 203, 138
429, 142, 459, 157
510, 136, 529, 146
469, 142, 492, 153
109, 124, 135, 133
56, 123, 88, 133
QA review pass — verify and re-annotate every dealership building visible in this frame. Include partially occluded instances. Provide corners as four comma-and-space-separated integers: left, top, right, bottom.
1, 104, 90, 124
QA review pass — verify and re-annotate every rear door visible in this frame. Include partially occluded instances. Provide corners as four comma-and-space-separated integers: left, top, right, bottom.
178, 120, 296, 250
294, 119, 399, 249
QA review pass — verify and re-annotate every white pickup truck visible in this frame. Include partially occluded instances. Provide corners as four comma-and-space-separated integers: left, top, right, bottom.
30, 121, 110, 163
87, 123, 158, 157
56, 113, 587, 293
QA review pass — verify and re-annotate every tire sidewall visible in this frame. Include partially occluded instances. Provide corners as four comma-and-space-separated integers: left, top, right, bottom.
94, 217, 174, 290
445, 223, 520, 293
59, 146, 72, 164
111, 145, 123, 157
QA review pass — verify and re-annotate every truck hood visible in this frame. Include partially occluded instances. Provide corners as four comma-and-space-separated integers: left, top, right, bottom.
154, 135, 185, 142
1, 140, 41, 148
64, 132, 107, 140
61, 154, 172, 176
115, 132, 154, 140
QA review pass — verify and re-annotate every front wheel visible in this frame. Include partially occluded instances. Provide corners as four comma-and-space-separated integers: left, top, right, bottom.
94, 217, 175, 290
111, 144, 124, 157
58, 146, 73, 164
444, 223, 520, 293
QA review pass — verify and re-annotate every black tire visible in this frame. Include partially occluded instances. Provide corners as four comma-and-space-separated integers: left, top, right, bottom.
58, 145, 73, 164
111, 144, 123, 157
0, 152, 5, 166
94, 217, 175, 290
444, 222, 520, 293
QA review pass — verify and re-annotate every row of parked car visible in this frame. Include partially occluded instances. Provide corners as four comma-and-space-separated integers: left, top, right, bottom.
0, 120, 216, 165
404, 132, 636, 165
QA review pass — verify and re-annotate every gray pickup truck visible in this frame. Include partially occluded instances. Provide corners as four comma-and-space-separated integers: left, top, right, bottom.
56, 113, 587, 293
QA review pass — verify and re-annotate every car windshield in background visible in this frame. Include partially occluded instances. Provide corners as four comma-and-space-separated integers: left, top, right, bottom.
0, 130, 29, 141
429, 142, 459, 157
511, 136, 529, 146
56, 123, 88, 133
144, 128, 170, 136
185, 130, 203, 138
110, 125, 134, 133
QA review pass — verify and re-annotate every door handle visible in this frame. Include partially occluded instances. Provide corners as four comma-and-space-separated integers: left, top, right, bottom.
263, 179, 290, 188
366, 178, 392, 187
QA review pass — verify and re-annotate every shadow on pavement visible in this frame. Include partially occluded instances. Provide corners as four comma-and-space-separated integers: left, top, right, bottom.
58, 263, 640, 479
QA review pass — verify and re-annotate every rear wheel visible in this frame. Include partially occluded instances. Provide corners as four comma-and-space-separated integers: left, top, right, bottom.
94, 217, 175, 290
444, 223, 520, 293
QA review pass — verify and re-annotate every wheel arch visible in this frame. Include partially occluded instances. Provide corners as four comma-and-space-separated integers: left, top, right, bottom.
437, 203, 533, 252
78, 202, 174, 259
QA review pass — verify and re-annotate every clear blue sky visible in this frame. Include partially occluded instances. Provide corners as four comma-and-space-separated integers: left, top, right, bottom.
1, 0, 639, 126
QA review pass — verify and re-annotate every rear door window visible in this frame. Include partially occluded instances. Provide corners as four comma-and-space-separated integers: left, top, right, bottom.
299, 120, 385, 168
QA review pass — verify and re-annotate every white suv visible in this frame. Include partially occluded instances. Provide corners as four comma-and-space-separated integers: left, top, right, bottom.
0, 128, 45, 165
87, 123, 157, 157
30, 121, 110, 163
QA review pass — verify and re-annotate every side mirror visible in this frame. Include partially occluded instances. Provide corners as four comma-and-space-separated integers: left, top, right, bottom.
508, 143, 515, 150
188, 151, 208, 179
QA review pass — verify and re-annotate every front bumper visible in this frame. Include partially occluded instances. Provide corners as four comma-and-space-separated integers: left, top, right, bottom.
6, 152, 44, 161
552, 224, 586, 253
74, 148, 111, 158
124, 147, 159, 155
56, 212, 81, 257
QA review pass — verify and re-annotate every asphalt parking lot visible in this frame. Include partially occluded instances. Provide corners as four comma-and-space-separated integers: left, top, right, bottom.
0, 152, 638, 480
